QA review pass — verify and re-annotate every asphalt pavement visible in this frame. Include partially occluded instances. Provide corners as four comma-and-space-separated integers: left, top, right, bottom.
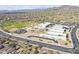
71, 26, 79, 49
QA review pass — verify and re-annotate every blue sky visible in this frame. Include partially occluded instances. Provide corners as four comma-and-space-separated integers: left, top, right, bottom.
0, 5, 59, 10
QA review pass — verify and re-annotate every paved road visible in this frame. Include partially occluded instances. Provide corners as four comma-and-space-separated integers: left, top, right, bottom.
0, 29, 72, 53
71, 26, 79, 49
1, 25, 79, 54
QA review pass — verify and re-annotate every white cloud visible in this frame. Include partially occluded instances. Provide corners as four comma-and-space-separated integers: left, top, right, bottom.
0, 0, 79, 5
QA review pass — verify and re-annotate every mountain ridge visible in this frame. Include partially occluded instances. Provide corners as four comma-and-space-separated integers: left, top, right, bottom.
0, 5, 79, 13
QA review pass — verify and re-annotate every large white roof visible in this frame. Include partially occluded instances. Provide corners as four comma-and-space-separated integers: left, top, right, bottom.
52, 24, 64, 29
47, 31, 66, 37
49, 28, 64, 33
34, 22, 51, 29
49, 24, 68, 33
38, 24, 68, 40
38, 22, 51, 27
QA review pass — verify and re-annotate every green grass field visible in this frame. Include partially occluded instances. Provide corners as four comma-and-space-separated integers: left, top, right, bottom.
0, 20, 39, 31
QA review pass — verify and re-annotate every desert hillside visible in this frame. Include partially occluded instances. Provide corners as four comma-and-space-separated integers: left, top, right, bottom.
0, 5, 79, 24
